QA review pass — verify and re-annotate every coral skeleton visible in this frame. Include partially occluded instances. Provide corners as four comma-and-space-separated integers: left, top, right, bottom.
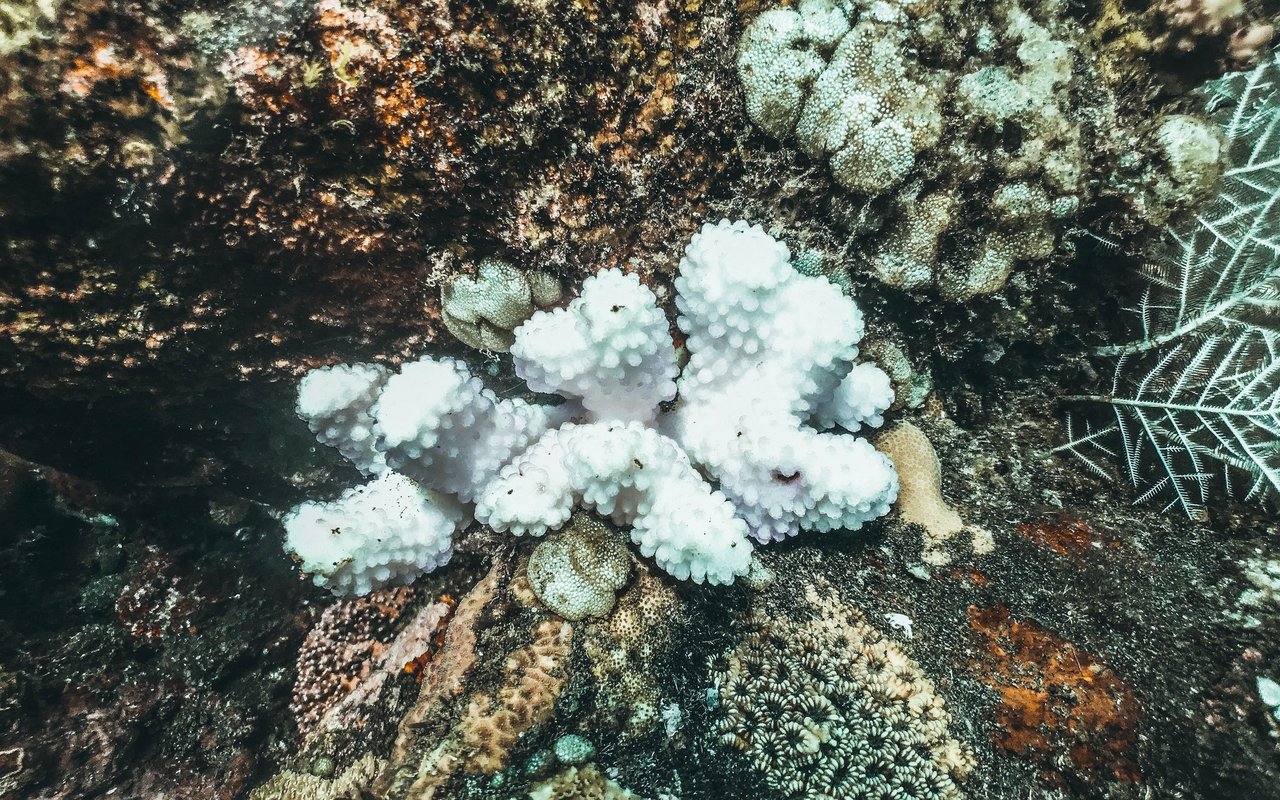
285, 220, 898, 594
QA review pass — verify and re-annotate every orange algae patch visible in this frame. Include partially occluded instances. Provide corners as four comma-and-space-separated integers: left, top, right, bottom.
968, 604, 1142, 787
1015, 515, 1123, 565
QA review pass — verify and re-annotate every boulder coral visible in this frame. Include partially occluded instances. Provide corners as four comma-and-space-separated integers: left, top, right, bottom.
737, 0, 1109, 300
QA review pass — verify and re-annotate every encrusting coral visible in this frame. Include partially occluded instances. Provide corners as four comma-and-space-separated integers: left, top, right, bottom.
250, 752, 384, 800
460, 618, 573, 773
581, 565, 681, 738
290, 587, 416, 735
284, 219, 898, 595
440, 259, 563, 353
876, 422, 993, 566
528, 762, 643, 800
291, 591, 455, 740
712, 584, 974, 798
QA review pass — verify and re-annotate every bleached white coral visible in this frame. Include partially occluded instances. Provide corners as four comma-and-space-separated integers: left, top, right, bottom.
371, 356, 570, 502
284, 473, 465, 596
511, 269, 678, 424
814, 361, 895, 432
285, 220, 898, 593
669, 220, 899, 542
296, 363, 390, 476
477, 421, 753, 584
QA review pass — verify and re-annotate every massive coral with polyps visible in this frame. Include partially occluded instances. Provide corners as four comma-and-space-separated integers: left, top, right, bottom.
284, 220, 899, 594
737, 0, 1110, 300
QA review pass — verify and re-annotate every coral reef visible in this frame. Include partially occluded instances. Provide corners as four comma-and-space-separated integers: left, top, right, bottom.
738, 0, 943, 196
0, 0, 736, 413
374, 560, 506, 797
1059, 50, 1280, 516
5, 1, 1280, 799
217, 0, 724, 267
285, 472, 465, 596
286, 220, 898, 592
580, 565, 682, 738
554, 734, 597, 766
711, 584, 973, 798
250, 753, 384, 800
738, 0, 1110, 300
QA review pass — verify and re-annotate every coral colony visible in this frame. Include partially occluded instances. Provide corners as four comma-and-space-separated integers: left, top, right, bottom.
285, 220, 899, 595
738, 0, 1091, 300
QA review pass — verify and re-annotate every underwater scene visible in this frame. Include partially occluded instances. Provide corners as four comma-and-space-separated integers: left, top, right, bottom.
1, 0, 1279, 797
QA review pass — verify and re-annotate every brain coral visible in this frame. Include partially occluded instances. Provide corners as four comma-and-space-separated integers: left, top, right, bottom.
284, 220, 898, 595
461, 618, 574, 773
738, 0, 1110, 300
712, 585, 974, 798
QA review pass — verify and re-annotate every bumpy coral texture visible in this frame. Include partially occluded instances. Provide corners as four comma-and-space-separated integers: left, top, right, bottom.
739, 0, 944, 196
290, 587, 416, 735
441, 259, 562, 352
284, 473, 465, 596
738, 0, 1104, 300
460, 618, 573, 773
528, 763, 643, 800
285, 220, 897, 593
527, 515, 632, 621
713, 585, 974, 799
581, 566, 680, 737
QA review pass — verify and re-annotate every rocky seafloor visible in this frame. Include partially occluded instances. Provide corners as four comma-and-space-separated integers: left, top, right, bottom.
2, 0, 1279, 798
